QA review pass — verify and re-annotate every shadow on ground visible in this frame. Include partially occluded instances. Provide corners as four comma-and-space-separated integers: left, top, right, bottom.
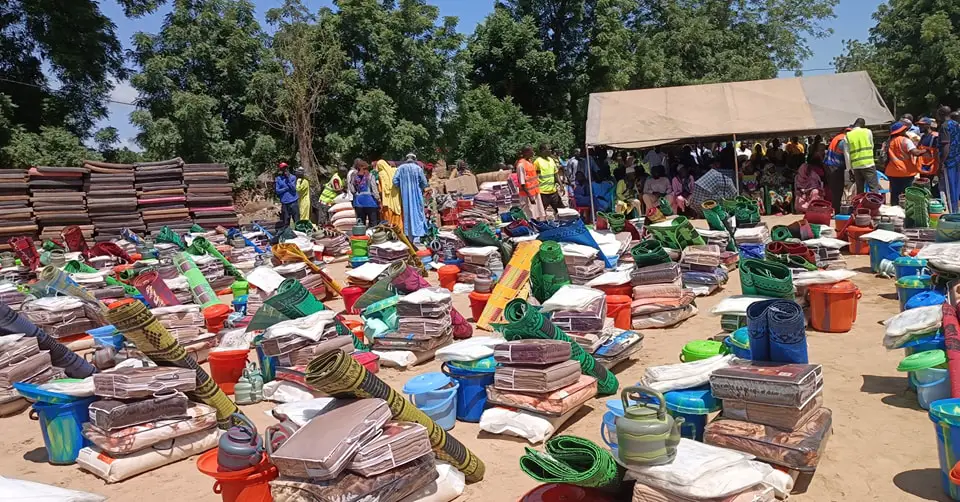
894, 468, 950, 501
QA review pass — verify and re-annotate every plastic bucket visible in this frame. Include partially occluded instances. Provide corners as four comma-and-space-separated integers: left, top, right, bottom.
895, 258, 929, 280
807, 280, 861, 333
87, 325, 124, 350
31, 397, 96, 464
231, 280, 249, 298
438, 265, 460, 292
442, 363, 494, 423
197, 449, 279, 502
834, 214, 851, 235
897, 275, 933, 312
416, 248, 432, 266
350, 237, 369, 257
204, 304, 231, 333
404, 373, 459, 431
679, 340, 724, 362
595, 284, 632, 297
724, 337, 751, 359
665, 387, 719, 441
869, 240, 904, 272
349, 257, 369, 268
601, 411, 619, 457
468, 291, 491, 322
846, 225, 872, 255
209, 349, 250, 395
253, 337, 277, 383
930, 399, 960, 499
605, 295, 633, 330
341, 286, 365, 314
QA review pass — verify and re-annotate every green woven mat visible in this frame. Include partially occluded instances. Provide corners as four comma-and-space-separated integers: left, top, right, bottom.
157, 227, 186, 250
740, 258, 794, 299
904, 186, 931, 228
253, 278, 366, 351
599, 212, 626, 233
531, 240, 571, 303
294, 220, 315, 233
631, 240, 671, 267
766, 253, 817, 271
456, 222, 512, 263
647, 216, 704, 250
186, 236, 244, 279
509, 206, 528, 222
190, 224, 204, 233
496, 299, 619, 395
771, 225, 793, 242
519, 435, 622, 490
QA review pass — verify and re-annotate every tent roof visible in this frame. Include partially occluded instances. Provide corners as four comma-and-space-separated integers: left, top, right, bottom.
585, 71, 893, 149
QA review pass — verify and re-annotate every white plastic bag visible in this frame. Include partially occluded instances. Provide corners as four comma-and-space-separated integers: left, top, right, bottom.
540, 285, 605, 313
883, 305, 942, 349
478, 407, 555, 444
625, 439, 763, 500
710, 296, 773, 316
642, 354, 734, 393
0, 477, 107, 502
263, 380, 324, 403
793, 269, 857, 286
803, 237, 849, 249
435, 337, 504, 362
269, 397, 339, 426
398, 461, 466, 502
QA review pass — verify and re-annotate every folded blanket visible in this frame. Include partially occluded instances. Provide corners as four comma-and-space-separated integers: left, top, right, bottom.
495, 359, 581, 393
642, 355, 735, 393
493, 340, 572, 366
632, 281, 684, 300
487, 375, 597, 417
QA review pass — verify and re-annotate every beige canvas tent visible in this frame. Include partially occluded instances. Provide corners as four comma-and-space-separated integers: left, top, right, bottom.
585, 71, 893, 149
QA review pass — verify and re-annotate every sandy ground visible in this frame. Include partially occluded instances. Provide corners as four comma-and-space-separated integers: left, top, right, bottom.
0, 215, 949, 501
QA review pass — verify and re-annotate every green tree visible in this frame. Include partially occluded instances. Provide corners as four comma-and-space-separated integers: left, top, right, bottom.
1, 126, 101, 168
835, 0, 960, 115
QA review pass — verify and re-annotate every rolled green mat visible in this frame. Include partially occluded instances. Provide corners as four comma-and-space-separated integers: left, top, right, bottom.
33, 266, 104, 308
294, 220, 315, 233
107, 300, 242, 429
42, 239, 63, 252
157, 226, 186, 250
266, 278, 326, 318
647, 216, 705, 250
600, 212, 626, 232
497, 299, 619, 395
533, 240, 571, 302
63, 260, 139, 296
190, 224, 204, 233
771, 225, 793, 242
186, 236, 244, 279
455, 222, 512, 263
519, 435, 622, 490
173, 252, 220, 308
630, 240, 671, 267
905, 186, 931, 228
305, 349, 485, 482
739, 258, 794, 299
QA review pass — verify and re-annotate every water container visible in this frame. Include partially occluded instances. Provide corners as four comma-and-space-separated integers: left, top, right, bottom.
930, 399, 960, 499
403, 372, 458, 430
869, 240, 905, 272
442, 362, 494, 423
30, 396, 96, 464
601, 399, 625, 456
664, 387, 720, 441
894, 256, 929, 280
897, 275, 933, 312
918, 377, 951, 409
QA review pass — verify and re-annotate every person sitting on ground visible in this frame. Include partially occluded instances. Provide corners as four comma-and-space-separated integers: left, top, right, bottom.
794, 159, 825, 213
670, 164, 695, 215
740, 151, 765, 213
592, 168, 615, 213
613, 166, 642, 217
642, 165, 673, 214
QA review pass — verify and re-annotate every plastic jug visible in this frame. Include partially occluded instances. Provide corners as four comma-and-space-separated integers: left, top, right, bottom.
217, 413, 263, 471
615, 385, 683, 466
233, 363, 263, 405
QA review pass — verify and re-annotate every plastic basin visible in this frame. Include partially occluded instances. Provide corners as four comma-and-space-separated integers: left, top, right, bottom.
31, 396, 96, 464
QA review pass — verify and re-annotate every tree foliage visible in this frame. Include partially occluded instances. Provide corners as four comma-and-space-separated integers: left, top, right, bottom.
835, 0, 960, 115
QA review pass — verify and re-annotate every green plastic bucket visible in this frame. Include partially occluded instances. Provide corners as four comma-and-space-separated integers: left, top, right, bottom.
680, 340, 725, 362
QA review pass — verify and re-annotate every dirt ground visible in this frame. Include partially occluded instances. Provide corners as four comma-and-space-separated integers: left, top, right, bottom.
0, 215, 949, 501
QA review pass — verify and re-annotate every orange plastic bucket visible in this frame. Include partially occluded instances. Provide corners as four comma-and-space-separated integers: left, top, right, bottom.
596, 283, 633, 297
342, 319, 366, 345
197, 449, 278, 502
208, 349, 250, 394
846, 225, 872, 255
438, 265, 460, 292
203, 304, 231, 333
606, 295, 633, 330
807, 280, 861, 333
468, 291, 491, 322
341, 286, 365, 314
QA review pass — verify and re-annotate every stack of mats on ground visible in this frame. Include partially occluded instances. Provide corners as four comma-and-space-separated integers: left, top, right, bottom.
0, 334, 62, 417
183, 163, 237, 229
0, 169, 36, 248
21, 296, 102, 340
83, 160, 143, 240
135, 158, 190, 236
562, 243, 603, 285
372, 287, 453, 365
29, 166, 89, 241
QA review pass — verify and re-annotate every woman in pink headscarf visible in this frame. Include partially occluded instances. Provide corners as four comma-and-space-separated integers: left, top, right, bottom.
794, 160, 824, 213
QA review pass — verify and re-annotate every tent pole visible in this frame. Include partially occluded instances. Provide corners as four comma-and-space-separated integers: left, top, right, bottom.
733, 134, 741, 195
586, 145, 595, 224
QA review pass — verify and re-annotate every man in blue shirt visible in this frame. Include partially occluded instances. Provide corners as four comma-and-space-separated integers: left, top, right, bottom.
938, 106, 960, 213
274, 162, 299, 229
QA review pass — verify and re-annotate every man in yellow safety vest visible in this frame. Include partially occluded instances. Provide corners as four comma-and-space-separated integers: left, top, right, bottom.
535, 142, 564, 217
316, 168, 345, 224
844, 117, 879, 194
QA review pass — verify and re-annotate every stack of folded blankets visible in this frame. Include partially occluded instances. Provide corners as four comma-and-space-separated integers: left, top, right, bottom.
561, 243, 604, 285
189, 254, 233, 291
734, 224, 771, 246
803, 239, 847, 270
78, 366, 218, 483
0, 334, 60, 417
697, 228, 730, 250
541, 285, 607, 353
680, 245, 728, 296
373, 287, 453, 365
0, 169, 36, 247
481, 181, 513, 206
69, 270, 126, 300
22, 297, 101, 340
30, 166, 89, 241
260, 310, 351, 369
182, 164, 237, 229
313, 229, 350, 257
268, 398, 440, 501
299, 274, 327, 300
481, 339, 597, 443
707, 361, 831, 493
368, 241, 409, 265
85, 164, 142, 241
274, 262, 310, 280
458, 193, 500, 225
229, 243, 258, 273
345, 262, 389, 289
457, 246, 504, 280
151, 305, 216, 353
437, 231, 465, 262
135, 158, 191, 236
630, 261, 698, 329
160, 274, 194, 304
246, 289, 264, 315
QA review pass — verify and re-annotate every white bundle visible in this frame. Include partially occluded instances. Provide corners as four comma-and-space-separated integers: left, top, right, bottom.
883, 305, 942, 349
539, 285, 605, 313
263, 310, 338, 342
641, 355, 734, 393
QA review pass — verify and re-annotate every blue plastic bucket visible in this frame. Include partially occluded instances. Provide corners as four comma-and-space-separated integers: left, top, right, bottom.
665, 387, 720, 441
601, 400, 625, 456
894, 257, 929, 280
897, 275, 933, 312
87, 325, 124, 350
930, 399, 960, 499
31, 396, 96, 464
403, 372, 459, 431
442, 363, 494, 423
869, 240, 904, 272
253, 335, 277, 383
902, 334, 945, 390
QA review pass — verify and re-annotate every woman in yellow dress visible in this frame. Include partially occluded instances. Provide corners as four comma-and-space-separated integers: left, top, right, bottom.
295, 168, 311, 222
374, 157, 404, 231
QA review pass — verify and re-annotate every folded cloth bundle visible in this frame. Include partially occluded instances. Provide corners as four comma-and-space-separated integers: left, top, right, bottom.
567, 333, 603, 353
631, 292, 696, 315
88, 391, 189, 431
721, 393, 824, 431
278, 336, 355, 367
373, 328, 452, 352
487, 375, 597, 417
398, 316, 452, 335
347, 421, 433, 477
632, 281, 684, 300
632, 304, 698, 330
709, 362, 823, 408
0, 335, 40, 368
632, 482, 775, 502
82, 403, 217, 456
259, 333, 312, 357
704, 407, 833, 472
494, 359, 582, 393
551, 296, 607, 333
0, 350, 51, 387
568, 260, 605, 285
396, 287, 452, 318
681, 244, 722, 268
682, 268, 729, 286
642, 355, 735, 393
593, 329, 644, 367
270, 454, 438, 502
630, 262, 682, 286
0, 303, 95, 378
93, 367, 197, 399
493, 340, 572, 366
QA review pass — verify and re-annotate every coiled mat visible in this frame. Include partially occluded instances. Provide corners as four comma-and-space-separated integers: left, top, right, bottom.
497, 299, 619, 395
187, 236, 244, 280
106, 300, 241, 428
519, 435, 622, 490
305, 349, 485, 482
531, 240, 571, 303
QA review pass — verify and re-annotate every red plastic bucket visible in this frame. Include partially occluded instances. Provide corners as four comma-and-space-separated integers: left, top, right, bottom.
807, 280, 861, 333
203, 304, 231, 333
846, 225, 872, 255
197, 449, 278, 502
606, 295, 633, 330
438, 265, 460, 292
208, 349, 250, 394
468, 291, 491, 322
341, 286, 365, 314
595, 283, 633, 297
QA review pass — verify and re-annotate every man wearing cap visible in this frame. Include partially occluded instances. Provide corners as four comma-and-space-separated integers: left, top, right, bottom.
885, 121, 923, 206
274, 162, 299, 229
844, 118, 879, 194
394, 153, 429, 240
917, 117, 940, 196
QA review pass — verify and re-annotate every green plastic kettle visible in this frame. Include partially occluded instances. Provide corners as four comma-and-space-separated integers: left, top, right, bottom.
615, 385, 683, 466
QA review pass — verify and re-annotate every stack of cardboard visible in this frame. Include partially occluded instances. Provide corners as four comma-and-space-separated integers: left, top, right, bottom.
183, 163, 237, 229
83, 161, 143, 241
29, 166, 89, 241
134, 158, 190, 236
0, 169, 36, 249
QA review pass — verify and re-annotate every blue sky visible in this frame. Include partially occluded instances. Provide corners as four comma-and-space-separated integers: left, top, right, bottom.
98, 0, 882, 150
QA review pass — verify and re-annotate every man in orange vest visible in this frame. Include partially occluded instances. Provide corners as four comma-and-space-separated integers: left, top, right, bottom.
885, 121, 923, 206
824, 128, 850, 212
516, 145, 546, 220
917, 117, 940, 196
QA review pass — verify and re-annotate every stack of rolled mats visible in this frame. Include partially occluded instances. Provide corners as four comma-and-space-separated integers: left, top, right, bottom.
0, 334, 63, 417
497, 299, 618, 395
29, 165, 89, 240
0, 169, 36, 248
134, 158, 191, 236
183, 163, 238, 229
77, 367, 221, 483
83, 160, 144, 240
267, 398, 441, 501
707, 361, 830, 493
373, 287, 453, 365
